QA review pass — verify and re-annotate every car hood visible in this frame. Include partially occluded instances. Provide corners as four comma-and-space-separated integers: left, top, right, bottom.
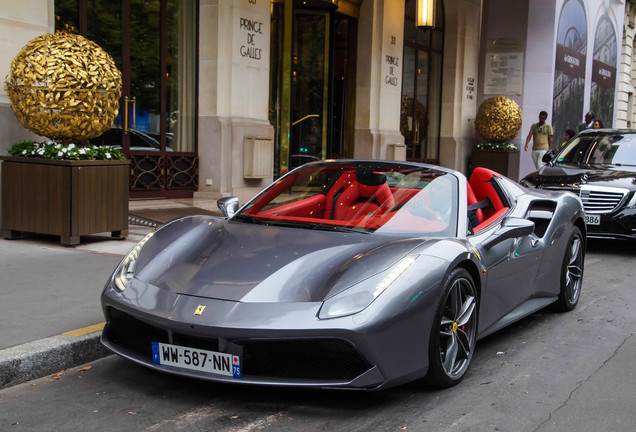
525, 163, 636, 190
132, 216, 427, 303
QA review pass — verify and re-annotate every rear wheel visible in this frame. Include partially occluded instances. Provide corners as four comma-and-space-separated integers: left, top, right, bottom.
553, 226, 584, 311
424, 268, 478, 388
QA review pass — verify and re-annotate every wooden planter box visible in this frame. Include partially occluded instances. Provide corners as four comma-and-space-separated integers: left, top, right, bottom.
1, 156, 130, 245
471, 150, 520, 180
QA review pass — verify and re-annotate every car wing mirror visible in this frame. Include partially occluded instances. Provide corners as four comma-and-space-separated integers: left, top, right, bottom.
542, 149, 556, 164
217, 196, 240, 218
482, 217, 535, 249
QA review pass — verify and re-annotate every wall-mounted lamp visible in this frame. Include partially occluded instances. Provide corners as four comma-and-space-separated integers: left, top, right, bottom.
416, 0, 436, 29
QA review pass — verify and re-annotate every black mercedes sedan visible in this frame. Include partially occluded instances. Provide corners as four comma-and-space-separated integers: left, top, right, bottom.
521, 129, 636, 240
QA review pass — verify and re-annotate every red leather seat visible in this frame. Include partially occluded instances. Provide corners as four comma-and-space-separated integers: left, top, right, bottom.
466, 181, 484, 224
469, 167, 510, 231
324, 168, 395, 220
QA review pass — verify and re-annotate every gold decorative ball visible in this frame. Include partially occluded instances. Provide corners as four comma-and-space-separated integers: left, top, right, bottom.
4, 32, 122, 142
475, 96, 523, 142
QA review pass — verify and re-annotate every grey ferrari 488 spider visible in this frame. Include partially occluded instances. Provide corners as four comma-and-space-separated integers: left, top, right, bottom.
101, 160, 586, 390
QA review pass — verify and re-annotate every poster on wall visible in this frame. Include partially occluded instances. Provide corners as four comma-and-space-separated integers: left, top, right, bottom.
552, 0, 587, 146
484, 39, 524, 95
590, 15, 617, 128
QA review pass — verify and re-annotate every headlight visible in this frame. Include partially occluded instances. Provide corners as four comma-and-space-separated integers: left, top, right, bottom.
318, 256, 416, 319
113, 231, 155, 291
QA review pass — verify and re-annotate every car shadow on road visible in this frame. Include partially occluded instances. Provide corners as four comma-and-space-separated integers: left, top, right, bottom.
586, 238, 636, 256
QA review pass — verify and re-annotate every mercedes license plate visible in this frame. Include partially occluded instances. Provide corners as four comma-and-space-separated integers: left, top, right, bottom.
152, 342, 241, 378
584, 214, 600, 225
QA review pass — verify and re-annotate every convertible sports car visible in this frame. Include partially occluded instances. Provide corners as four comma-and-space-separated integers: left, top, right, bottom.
101, 160, 586, 390
521, 129, 636, 240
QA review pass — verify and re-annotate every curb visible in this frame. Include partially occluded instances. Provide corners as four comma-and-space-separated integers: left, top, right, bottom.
0, 330, 111, 389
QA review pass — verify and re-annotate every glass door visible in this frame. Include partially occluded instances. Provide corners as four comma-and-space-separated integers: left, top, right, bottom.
401, 0, 444, 163
289, 9, 331, 171
55, 0, 198, 198
270, 0, 355, 178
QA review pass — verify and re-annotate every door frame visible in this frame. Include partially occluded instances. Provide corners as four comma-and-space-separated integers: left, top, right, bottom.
56, 0, 199, 199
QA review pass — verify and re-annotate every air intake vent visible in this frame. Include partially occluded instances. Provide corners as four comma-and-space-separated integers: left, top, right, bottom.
243, 137, 274, 179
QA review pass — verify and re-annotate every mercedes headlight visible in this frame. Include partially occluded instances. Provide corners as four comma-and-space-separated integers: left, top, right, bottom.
318, 256, 416, 319
113, 231, 155, 291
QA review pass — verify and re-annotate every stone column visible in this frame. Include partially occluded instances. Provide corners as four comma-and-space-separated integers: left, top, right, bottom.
197, 0, 274, 204
439, 0, 483, 175
354, 0, 405, 160
0, 1, 54, 227
0, 2, 52, 154
617, 0, 636, 128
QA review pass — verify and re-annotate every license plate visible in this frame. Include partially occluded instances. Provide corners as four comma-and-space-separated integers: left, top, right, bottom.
584, 214, 600, 225
151, 342, 241, 378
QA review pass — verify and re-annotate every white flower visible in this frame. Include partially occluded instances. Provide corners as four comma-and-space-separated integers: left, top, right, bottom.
57, 151, 63, 157
38, 148, 45, 155
68, 143, 75, 149
22, 150, 27, 155
79, 148, 86, 155
105, 153, 112, 159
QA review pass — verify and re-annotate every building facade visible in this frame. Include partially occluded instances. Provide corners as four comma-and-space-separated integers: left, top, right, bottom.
0, 0, 631, 208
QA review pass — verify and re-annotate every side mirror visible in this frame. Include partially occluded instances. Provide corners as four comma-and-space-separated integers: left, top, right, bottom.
217, 196, 240, 218
542, 149, 556, 163
482, 217, 535, 249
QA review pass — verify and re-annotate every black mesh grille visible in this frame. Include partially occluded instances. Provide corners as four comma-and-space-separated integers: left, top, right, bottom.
242, 339, 371, 380
104, 307, 371, 381
105, 307, 169, 357
172, 333, 220, 352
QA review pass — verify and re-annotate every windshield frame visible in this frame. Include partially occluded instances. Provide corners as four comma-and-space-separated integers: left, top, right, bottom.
233, 161, 460, 237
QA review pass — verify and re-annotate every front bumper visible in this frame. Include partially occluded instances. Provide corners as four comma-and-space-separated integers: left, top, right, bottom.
101, 278, 432, 390
586, 208, 636, 240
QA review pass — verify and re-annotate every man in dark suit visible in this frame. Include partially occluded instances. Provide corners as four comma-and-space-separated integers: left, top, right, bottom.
578, 111, 595, 131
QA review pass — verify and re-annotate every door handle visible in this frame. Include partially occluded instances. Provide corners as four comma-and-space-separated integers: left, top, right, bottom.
124, 97, 129, 133
131, 97, 136, 132
123, 97, 137, 133
292, 113, 319, 126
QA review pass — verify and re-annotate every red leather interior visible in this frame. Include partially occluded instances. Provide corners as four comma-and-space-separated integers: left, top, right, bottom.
259, 194, 326, 217
469, 167, 509, 232
466, 181, 484, 224
323, 172, 395, 220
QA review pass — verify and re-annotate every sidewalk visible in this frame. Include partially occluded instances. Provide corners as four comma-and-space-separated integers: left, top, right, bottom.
0, 198, 220, 388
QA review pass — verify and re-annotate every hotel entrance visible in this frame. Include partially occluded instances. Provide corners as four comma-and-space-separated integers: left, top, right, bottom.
270, 0, 358, 177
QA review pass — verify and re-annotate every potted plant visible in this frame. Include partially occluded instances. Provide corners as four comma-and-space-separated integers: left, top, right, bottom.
471, 141, 520, 180
1, 32, 128, 246
472, 96, 522, 179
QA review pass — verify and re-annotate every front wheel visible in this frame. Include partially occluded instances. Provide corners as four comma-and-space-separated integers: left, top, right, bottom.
553, 226, 584, 311
424, 268, 478, 388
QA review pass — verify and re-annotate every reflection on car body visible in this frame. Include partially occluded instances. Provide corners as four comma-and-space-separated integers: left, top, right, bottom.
101, 160, 585, 390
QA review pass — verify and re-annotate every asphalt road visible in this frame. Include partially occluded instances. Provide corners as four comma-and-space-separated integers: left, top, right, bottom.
1, 239, 635, 432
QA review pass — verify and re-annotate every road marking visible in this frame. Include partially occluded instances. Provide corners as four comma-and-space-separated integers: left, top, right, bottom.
62, 322, 105, 337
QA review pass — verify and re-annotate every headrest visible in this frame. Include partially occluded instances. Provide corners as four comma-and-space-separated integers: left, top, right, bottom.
355, 166, 387, 186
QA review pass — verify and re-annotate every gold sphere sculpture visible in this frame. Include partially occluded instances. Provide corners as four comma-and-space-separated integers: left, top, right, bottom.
475, 96, 523, 142
4, 32, 122, 142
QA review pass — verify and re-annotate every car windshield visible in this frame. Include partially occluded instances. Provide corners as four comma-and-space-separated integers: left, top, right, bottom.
556, 133, 636, 166
236, 162, 459, 236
